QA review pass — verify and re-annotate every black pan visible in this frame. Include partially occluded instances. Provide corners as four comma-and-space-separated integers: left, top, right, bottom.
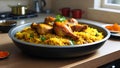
0, 20, 16, 33
8, 22, 110, 58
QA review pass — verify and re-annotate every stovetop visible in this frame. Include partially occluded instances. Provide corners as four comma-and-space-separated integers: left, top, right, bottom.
0, 11, 38, 20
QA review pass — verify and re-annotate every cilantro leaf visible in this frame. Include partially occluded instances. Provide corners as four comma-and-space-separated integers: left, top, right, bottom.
55, 15, 66, 22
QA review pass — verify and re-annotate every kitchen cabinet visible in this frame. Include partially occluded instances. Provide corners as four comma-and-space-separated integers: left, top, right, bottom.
99, 59, 120, 68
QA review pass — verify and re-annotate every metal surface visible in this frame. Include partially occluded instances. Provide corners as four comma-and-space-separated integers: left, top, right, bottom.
9, 3, 27, 15
0, 20, 16, 33
0, 12, 38, 20
33, 0, 46, 13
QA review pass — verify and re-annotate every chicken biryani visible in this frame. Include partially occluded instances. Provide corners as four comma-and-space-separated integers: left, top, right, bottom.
15, 15, 104, 46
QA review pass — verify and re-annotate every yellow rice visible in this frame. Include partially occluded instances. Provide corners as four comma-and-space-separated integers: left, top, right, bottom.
15, 26, 104, 46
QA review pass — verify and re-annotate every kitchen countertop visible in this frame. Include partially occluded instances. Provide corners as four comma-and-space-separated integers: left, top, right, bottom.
0, 13, 120, 68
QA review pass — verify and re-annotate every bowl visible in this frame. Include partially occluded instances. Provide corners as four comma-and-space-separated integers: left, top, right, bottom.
0, 20, 17, 33
8, 22, 110, 58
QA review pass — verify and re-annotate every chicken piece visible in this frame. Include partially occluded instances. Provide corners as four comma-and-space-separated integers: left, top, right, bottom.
71, 24, 88, 32
53, 22, 79, 40
65, 18, 88, 32
31, 23, 53, 35
67, 18, 78, 26
44, 16, 56, 25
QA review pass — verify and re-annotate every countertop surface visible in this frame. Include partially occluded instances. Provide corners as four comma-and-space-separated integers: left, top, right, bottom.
0, 13, 120, 68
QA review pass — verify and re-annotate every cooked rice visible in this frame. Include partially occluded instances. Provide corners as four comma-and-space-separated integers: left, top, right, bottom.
15, 26, 104, 46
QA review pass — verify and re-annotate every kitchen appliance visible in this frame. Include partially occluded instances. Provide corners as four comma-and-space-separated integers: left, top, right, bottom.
0, 11, 38, 20
33, 0, 46, 13
9, 3, 27, 15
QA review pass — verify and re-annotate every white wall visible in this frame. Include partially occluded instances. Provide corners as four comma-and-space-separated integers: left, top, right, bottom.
51, 0, 120, 24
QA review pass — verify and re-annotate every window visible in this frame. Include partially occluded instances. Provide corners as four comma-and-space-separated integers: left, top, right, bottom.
106, 0, 120, 4
101, 0, 120, 10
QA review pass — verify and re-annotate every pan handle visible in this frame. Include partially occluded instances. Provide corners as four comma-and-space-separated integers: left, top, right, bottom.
41, 0, 46, 7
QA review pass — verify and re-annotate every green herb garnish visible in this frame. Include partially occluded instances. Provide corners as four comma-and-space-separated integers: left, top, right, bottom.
95, 33, 99, 36
30, 33, 34, 38
40, 36, 46, 41
55, 15, 66, 22
69, 40, 74, 46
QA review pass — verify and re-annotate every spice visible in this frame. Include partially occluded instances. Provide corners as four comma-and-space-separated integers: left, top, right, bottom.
0, 51, 9, 59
